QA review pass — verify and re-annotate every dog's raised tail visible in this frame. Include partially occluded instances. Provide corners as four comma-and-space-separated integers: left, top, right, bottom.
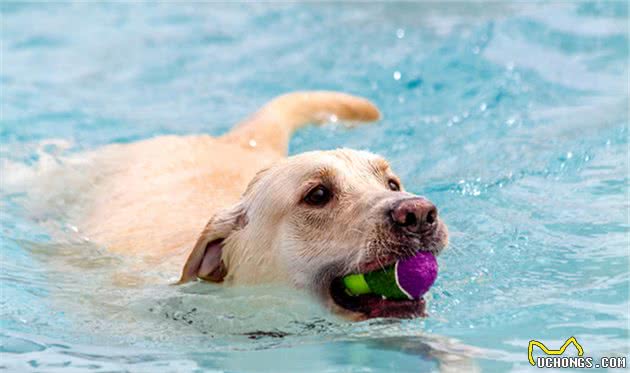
221, 91, 380, 154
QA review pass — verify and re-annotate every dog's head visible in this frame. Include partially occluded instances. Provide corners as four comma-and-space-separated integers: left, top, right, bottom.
179, 149, 448, 319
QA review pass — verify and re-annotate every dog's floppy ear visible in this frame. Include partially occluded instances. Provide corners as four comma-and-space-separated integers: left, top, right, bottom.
177, 203, 247, 284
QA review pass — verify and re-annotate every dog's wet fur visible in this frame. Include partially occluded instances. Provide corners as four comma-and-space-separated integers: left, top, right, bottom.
63, 91, 448, 320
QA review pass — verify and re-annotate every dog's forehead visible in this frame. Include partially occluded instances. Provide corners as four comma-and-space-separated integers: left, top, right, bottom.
291, 149, 389, 178
247, 149, 392, 213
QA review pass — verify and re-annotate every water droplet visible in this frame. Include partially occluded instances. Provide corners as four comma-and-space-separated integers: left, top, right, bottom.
566, 151, 573, 159
393, 71, 401, 80
480, 102, 487, 111
396, 28, 405, 39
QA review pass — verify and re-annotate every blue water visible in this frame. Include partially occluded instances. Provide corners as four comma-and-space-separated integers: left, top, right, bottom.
1, 2, 628, 372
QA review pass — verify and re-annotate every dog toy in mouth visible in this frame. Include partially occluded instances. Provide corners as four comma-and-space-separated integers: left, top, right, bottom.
342, 251, 438, 300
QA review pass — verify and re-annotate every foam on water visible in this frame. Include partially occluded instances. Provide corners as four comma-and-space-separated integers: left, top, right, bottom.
1, 2, 628, 371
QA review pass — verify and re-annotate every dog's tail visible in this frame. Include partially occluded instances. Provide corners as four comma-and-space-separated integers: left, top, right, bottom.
220, 91, 380, 154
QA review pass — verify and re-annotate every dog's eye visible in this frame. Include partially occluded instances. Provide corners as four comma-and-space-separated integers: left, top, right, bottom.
304, 185, 332, 206
388, 179, 400, 191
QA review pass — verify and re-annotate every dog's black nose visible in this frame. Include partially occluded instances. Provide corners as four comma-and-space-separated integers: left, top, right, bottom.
390, 198, 437, 233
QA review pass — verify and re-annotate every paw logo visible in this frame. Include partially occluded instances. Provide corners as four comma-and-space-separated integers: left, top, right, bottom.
528, 337, 584, 366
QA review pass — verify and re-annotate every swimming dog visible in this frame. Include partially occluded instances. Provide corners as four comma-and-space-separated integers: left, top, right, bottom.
76, 91, 448, 319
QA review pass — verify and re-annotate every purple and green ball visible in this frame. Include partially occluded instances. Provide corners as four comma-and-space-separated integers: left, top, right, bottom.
342, 251, 438, 300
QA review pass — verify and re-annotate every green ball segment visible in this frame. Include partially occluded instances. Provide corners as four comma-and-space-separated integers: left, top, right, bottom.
342, 264, 409, 300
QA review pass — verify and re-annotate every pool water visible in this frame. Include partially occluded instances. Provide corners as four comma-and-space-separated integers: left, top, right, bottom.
1, 2, 628, 372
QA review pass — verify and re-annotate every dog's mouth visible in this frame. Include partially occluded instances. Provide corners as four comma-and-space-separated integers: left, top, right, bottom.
322, 221, 447, 320
328, 277, 427, 319
327, 254, 427, 319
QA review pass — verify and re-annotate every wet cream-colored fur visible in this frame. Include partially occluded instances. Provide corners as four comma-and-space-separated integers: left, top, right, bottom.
77, 92, 382, 282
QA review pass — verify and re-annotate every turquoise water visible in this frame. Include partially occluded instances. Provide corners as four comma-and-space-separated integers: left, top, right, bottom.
1, 2, 628, 372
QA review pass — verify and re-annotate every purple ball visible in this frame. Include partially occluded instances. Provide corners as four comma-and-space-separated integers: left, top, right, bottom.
396, 251, 438, 299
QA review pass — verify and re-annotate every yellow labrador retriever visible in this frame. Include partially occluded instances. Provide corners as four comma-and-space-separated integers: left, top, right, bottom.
78, 91, 448, 320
